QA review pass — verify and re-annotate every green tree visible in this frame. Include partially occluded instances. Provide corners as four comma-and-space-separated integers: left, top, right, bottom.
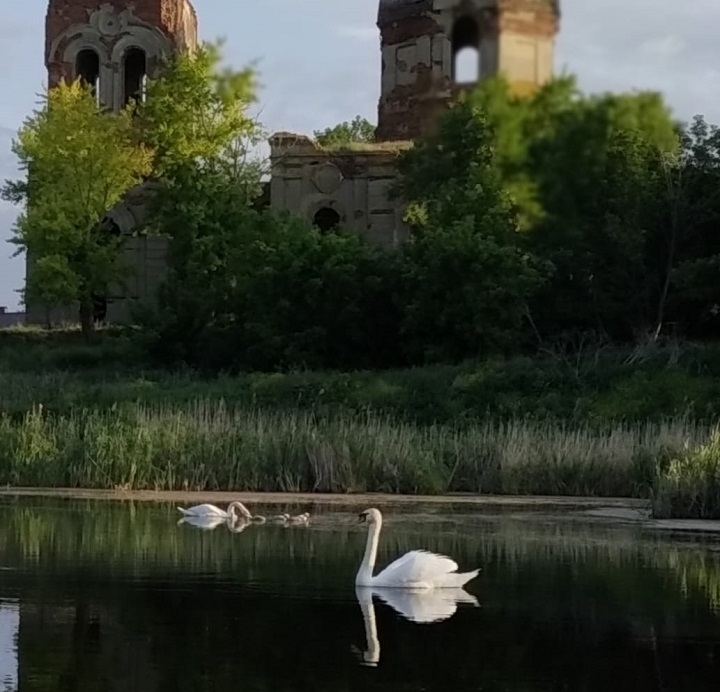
463, 75, 687, 342
137, 43, 266, 362
137, 40, 260, 178
1, 80, 153, 336
395, 97, 550, 361
662, 116, 720, 338
314, 115, 376, 147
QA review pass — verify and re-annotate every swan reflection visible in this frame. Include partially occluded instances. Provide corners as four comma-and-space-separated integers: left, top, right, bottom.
354, 585, 479, 666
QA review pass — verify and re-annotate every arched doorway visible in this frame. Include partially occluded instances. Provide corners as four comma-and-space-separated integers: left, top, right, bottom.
313, 207, 341, 232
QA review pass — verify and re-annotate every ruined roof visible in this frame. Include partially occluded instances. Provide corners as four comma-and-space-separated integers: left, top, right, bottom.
377, 0, 560, 24
377, 0, 432, 25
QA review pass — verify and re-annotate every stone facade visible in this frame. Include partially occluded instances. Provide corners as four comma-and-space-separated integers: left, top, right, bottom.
269, 134, 413, 247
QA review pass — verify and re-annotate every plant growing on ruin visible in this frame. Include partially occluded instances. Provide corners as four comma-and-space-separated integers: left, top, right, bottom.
314, 116, 376, 147
1, 80, 153, 336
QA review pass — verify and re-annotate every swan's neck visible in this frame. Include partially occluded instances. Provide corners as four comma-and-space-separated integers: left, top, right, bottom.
229, 502, 251, 520
356, 519, 381, 585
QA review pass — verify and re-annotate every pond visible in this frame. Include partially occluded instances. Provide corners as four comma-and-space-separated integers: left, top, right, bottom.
0, 496, 719, 690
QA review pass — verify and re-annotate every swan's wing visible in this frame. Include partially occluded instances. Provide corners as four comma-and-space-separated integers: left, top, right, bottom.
372, 587, 477, 623
178, 515, 225, 530
181, 503, 224, 516
375, 550, 459, 586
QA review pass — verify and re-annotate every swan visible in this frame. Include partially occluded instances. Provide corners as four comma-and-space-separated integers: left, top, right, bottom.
176, 501, 252, 520
353, 585, 478, 666
355, 508, 480, 589
250, 514, 267, 524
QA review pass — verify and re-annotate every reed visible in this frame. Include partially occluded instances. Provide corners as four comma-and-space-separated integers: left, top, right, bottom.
651, 429, 720, 519
0, 401, 708, 497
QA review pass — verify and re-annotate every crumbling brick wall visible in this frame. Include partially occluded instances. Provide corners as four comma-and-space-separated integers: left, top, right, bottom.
375, 0, 560, 142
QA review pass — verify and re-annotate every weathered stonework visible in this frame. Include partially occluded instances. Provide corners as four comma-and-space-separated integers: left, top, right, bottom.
269, 134, 413, 247
375, 0, 560, 141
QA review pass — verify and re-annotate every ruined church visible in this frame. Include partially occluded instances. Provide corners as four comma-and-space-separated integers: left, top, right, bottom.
27, 0, 560, 324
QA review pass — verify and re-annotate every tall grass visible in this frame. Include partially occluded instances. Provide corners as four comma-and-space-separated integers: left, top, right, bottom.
0, 401, 708, 496
652, 430, 720, 519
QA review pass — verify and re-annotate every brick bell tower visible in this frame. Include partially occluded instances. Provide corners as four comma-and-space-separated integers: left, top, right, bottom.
45, 0, 198, 111
375, 0, 560, 141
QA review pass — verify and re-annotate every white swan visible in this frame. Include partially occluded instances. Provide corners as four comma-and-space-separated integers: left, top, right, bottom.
353, 585, 478, 666
269, 513, 290, 523
176, 502, 252, 520
355, 508, 480, 589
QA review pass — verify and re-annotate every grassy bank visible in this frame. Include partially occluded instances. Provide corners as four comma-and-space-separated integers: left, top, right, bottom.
2, 327, 720, 425
0, 402, 709, 498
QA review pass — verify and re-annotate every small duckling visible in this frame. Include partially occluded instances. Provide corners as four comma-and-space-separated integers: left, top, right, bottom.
286, 512, 310, 525
269, 513, 290, 523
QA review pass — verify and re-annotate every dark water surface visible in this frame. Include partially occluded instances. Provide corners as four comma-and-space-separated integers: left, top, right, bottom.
0, 497, 719, 690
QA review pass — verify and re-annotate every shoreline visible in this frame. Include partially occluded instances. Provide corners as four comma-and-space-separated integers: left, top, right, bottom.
0, 487, 648, 509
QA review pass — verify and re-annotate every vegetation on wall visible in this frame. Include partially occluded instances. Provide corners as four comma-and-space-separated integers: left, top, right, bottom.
313, 115, 376, 147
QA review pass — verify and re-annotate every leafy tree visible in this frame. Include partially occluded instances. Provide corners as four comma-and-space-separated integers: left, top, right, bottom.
137, 40, 260, 178
1, 80, 153, 336
395, 97, 550, 361
137, 44, 266, 363
142, 164, 263, 365
662, 116, 720, 338
314, 116, 376, 147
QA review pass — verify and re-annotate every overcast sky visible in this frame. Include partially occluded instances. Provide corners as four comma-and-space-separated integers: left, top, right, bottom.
1, 0, 719, 310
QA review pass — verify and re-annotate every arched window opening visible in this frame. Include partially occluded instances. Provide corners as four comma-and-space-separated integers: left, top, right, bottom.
92, 293, 107, 324
75, 49, 100, 102
123, 48, 147, 106
313, 207, 340, 233
451, 16, 480, 83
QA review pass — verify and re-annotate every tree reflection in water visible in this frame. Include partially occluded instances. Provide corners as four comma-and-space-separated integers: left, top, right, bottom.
1, 498, 720, 690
